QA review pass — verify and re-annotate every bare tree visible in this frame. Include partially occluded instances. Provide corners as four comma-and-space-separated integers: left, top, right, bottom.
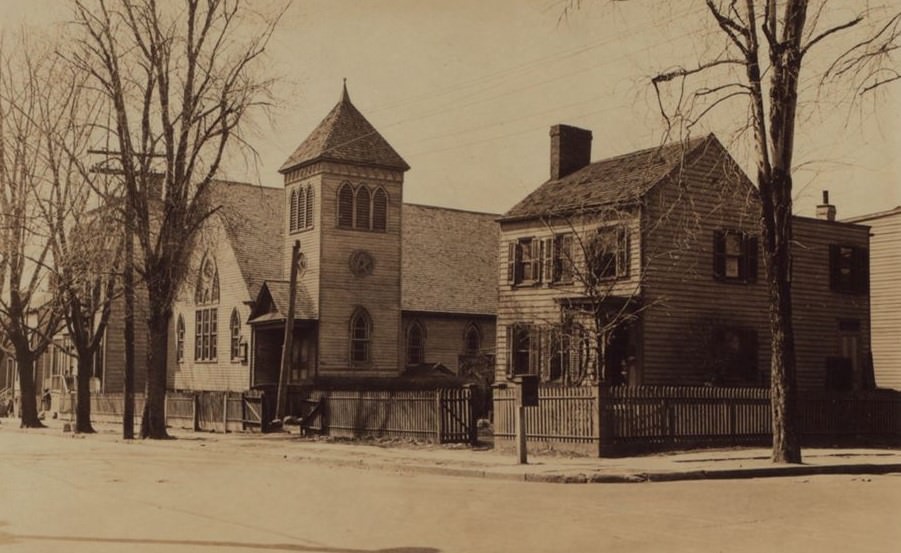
36, 56, 123, 434
532, 205, 647, 386
584, 0, 901, 463
71, 0, 283, 438
0, 41, 64, 428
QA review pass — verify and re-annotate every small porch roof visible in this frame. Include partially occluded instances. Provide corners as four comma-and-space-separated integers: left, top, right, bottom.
247, 280, 317, 325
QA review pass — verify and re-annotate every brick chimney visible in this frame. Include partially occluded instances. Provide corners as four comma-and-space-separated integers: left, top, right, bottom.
816, 190, 836, 222
550, 124, 592, 180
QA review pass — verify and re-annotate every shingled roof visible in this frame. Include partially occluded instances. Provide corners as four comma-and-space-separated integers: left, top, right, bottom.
503, 134, 716, 220
208, 181, 284, 299
402, 204, 499, 316
279, 85, 410, 174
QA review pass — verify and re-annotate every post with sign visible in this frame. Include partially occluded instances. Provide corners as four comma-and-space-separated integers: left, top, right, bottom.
514, 374, 539, 464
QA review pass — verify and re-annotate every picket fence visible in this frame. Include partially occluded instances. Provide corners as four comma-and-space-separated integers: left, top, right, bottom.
494, 385, 901, 456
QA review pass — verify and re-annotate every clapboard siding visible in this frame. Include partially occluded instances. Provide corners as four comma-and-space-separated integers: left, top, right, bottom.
495, 213, 642, 379
103, 284, 150, 394
846, 208, 901, 389
401, 314, 496, 372
284, 176, 322, 319
317, 166, 404, 376
641, 142, 768, 386
170, 216, 255, 392
791, 217, 870, 389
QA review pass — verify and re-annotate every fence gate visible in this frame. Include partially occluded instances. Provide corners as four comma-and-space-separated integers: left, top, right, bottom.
438, 388, 476, 444
242, 391, 264, 432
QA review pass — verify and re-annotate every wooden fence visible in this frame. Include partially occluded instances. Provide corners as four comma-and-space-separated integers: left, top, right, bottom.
494, 385, 901, 456
303, 387, 475, 444
62, 387, 475, 443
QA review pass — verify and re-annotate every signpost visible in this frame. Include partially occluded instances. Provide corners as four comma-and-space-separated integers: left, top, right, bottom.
514, 374, 539, 464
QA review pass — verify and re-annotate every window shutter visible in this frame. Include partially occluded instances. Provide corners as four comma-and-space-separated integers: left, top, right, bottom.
506, 242, 516, 283
713, 231, 726, 280
828, 244, 840, 291
617, 227, 629, 278
746, 235, 759, 283
560, 234, 574, 283
543, 238, 554, 282
528, 326, 540, 376
853, 247, 869, 294
529, 237, 540, 282
505, 326, 514, 378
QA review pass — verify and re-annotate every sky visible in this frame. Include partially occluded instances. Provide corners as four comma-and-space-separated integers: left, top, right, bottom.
2, 0, 899, 219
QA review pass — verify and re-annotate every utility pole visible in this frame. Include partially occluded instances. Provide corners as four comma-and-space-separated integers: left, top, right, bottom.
275, 240, 300, 424
88, 148, 162, 440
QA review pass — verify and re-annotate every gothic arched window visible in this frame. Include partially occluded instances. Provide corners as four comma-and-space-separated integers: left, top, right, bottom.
355, 186, 371, 230
230, 308, 242, 361
463, 323, 481, 356
297, 187, 307, 230
305, 185, 314, 229
289, 188, 299, 232
350, 307, 372, 364
372, 188, 388, 231
338, 183, 354, 228
406, 321, 425, 365
194, 254, 219, 361
176, 315, 185, 363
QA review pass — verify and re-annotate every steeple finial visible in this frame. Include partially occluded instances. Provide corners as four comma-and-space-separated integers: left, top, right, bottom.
341, 78, 350, 103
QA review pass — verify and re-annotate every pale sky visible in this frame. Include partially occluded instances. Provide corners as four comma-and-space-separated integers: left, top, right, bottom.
3, 0, 899, 219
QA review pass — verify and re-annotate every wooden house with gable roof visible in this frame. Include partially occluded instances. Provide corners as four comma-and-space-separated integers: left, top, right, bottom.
497, 125, 871, 390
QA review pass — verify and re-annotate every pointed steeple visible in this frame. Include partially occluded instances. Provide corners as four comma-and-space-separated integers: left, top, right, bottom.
341, 78, 350, 103
279, 82, 409, 174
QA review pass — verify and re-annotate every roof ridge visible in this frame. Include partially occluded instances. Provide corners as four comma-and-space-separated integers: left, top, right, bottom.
403, 202, 501, 217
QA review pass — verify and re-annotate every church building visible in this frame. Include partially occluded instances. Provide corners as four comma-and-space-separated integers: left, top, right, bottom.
100, 85, 499, 396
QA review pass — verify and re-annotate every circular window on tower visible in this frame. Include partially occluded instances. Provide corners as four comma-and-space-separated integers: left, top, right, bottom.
296, 252, 308, 277
349, 250, 375, 277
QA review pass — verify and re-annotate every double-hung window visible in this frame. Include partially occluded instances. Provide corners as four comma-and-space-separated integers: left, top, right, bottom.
713, 230, 758, 283
829, 244, 868, 294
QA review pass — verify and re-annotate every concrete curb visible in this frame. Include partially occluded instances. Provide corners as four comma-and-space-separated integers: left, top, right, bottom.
281, 452, 901, 484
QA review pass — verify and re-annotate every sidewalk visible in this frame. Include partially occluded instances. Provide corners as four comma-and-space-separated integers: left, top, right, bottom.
5, 417, 901, 483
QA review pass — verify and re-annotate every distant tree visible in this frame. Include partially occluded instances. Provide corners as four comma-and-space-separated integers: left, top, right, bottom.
38, 64, 123, 434
71, 0, 284, 438
580, 0, 901, 463
0, 41, 65, 428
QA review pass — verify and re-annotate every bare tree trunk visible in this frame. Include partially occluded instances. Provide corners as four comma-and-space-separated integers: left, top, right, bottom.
141, 309, 169, 439
75, 350, 95, 434
762, 168, 802, 463
15, 351, 43, 428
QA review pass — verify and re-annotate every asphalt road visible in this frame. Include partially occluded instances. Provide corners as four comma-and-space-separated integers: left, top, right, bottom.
1, 429, 899, 553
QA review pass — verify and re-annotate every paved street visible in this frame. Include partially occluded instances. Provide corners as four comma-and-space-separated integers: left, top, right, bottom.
2, 429, 900, 553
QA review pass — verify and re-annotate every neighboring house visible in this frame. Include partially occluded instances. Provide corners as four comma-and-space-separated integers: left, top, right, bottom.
496, 126, 871, 391
845, 205, 901, 390
99, 85, 498, 395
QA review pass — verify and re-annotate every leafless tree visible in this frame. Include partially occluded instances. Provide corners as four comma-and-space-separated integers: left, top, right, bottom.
71, 0, 284, 438
585, 0, 901, 463
34, 55, 123, 434
532, 205, 648, 386
0, 40, 65, 428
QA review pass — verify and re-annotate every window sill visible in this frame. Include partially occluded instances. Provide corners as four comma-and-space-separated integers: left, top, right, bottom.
289, 225, 315, 235
336, 225, 388, 233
